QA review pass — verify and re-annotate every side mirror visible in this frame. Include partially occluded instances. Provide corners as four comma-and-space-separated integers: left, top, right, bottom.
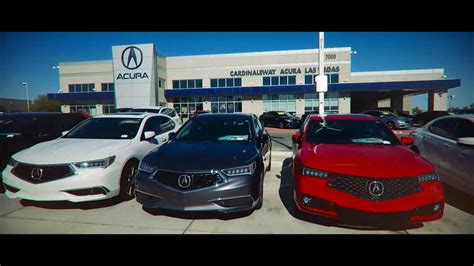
400, 136, 414, 145
292, 133, 302, 144
168, 132, 176, 140
143, 131, 156, 140
62, 131, 70, 136
259, 134, 269, 142
457, 137, 474, 146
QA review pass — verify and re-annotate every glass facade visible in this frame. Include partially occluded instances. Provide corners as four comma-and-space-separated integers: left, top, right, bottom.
304, 93, 339, 114
173, 97, 203, 120
70, 104, 97, 116
68, 83, 95, 93
102, 104, 115, 114
101, 83, 114, 92
263, 94, 296, 112
210, 96, 243, 113
304, 74, 339, 84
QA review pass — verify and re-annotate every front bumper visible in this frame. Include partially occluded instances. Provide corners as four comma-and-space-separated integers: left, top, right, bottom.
135, 170, 261, 213
294, 173, 444, 225
2, 164, 122, 202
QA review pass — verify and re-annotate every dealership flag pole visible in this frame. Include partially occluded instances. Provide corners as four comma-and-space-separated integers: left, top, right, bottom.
316, 32, 328, 117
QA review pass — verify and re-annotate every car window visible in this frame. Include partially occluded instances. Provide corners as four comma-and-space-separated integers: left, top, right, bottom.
64, 118, 142, 139
252, 115, 262, 136
143, 116, 175, 136
36, 116, 62, 136
0, 116, 37, 135
62, 114, 87, 131
175, 116, 252, 142
428, 118, 458, 140
131, 108, 160, 113
453, 119, 474, 139
161, 108, 177, 117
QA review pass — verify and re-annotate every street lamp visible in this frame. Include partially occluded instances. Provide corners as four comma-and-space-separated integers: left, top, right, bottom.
350, 50, 358, 55
22, 82, 30, 112
448, 95, 455, 112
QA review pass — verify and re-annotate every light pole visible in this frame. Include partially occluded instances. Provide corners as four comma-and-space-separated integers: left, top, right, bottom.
22, 82, 30, 112
448, 95, 455, 112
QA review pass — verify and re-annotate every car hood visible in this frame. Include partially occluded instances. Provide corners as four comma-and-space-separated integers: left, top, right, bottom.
299, 143, 434, 178
12, 138, 132, 164
143, 141, 258, 171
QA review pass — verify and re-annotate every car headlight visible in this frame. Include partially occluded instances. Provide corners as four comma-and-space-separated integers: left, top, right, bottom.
73, 156, 115, 169
222, 161, 256, 177
138, 161, 158, 174
301, 167, 331, 179
418, 173, 440, 183
7, 157, 18, 167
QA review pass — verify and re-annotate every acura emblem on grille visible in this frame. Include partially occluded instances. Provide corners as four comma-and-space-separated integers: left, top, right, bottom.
178, 175, 192, 188
31, 168, 43, 180
368, 181, 384, 197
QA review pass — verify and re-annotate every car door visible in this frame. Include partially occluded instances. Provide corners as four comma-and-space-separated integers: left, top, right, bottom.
253, 115, 270, 169
420, 117, 458, 180
135, 116, 166, 158
448, 118, 474, 192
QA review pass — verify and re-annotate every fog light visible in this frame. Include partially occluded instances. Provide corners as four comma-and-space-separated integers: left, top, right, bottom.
302, 196, 312, 205
433, 204, 441, 212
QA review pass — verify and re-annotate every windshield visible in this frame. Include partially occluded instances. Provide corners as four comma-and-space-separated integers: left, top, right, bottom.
63, 118, 142, 139
305, 119, 400, 145
0, 117, 36, 134
175, 116, 252, 142
381, 111, 397, 117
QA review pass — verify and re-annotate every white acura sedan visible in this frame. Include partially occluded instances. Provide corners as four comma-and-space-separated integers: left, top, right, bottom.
2, 112, 180, 203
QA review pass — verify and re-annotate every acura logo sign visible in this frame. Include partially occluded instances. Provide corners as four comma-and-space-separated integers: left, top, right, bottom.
31, 168, 43, 180
178, 174, 192, 189
121, 46, 143, 70
368, 181, 384, 197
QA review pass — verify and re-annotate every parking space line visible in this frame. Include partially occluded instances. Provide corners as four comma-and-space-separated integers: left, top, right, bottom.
0, 206, 25, 218
182, 219, 195, 234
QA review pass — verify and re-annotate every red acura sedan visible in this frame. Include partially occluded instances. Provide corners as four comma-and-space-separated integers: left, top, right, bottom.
292, 114, 444, 226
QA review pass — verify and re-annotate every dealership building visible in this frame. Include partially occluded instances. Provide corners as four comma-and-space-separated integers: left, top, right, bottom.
48, 43, 461, 119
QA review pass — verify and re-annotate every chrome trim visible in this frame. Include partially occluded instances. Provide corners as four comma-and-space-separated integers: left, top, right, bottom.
135, 189, 164, 199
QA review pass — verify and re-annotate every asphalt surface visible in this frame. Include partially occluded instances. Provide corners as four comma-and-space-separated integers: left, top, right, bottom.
0, 128, 472, 234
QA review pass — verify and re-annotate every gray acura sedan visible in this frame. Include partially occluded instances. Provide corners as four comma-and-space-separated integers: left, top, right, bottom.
410, 114, 474, 197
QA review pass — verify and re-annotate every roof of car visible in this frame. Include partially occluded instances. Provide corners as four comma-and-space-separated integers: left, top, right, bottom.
129, 106, 163, 110
193, 113, 255, 119
0, 112, 63, 118
94, 112, 158, 119
308, 114, 378, 121
448, 114, 474, 121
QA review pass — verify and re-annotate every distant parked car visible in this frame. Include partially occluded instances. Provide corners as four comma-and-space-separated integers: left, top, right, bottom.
259, 111, 301, 129
129, 106, 182, 126
115, 108, 133, 113
0, 112, 90, 192
412, 111, 452, 127
455, 109, 474, 115
361, 110, 413, 129
410, 114, 474, 197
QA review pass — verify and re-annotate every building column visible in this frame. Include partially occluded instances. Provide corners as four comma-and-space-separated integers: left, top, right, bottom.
338, 92, 351, 114
295, 93, 305, 117
428, 89, 448, 111
61, 105, 70, 113
95, 104, 103, 115
242, 95, 263, 116
390, 94, 404, 112
403, 95, 412, 114
203, 97, 212, 111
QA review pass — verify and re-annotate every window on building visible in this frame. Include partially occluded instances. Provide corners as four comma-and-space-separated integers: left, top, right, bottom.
304, 74, 339, 85
226, 78, 234, 87
158, 79, 166, 89
101, 83, 114, 92
218, 79, 226, 87
280, 76, 288, 85
173, 97, 204, 120
235, 78, 242, 87
173, 80, 179, 89
271, 76, 279, 86
263, 94, 296, 112
68, 83, 95, 93
211, 79, 218, 88
180, 80, 187, 89
288, 75, 296, 85
196, 79, 203, 88
263, 77, 270, 86
304, 93, 339, 114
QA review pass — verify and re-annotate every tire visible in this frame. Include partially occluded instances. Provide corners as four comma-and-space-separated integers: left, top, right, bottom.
266, 151, 271, 172
119, 160, 139, 201
387, 121, 396, 129
279, 122, 285, 129
255, 170, 264, 210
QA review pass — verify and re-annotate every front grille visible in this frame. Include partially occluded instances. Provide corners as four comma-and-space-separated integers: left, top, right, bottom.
327, 174, 421, 201
153, 170, 224, 191
12, 163, 76, 184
